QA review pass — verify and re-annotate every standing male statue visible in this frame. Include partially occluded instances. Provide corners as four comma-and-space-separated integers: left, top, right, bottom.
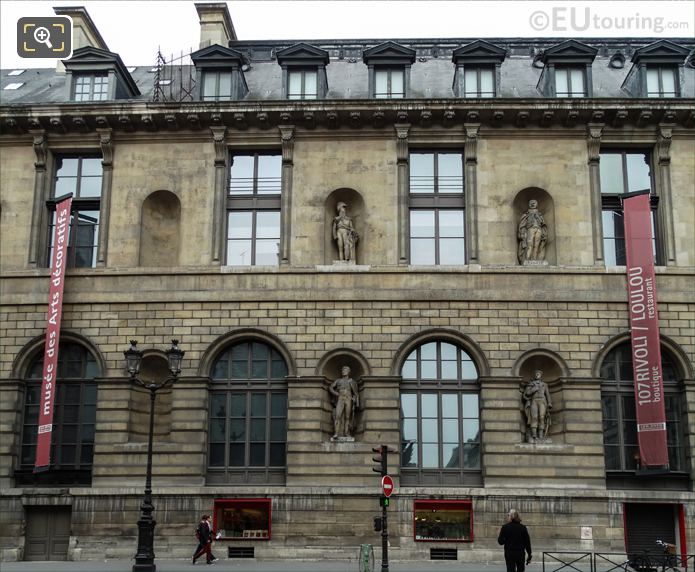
517, 199, 548, 264
332, 202, 359, 262
521, 369, 552, 443
329, 365, 360, 440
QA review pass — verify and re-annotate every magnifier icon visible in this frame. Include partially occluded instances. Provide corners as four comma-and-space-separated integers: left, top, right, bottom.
33, 27, 53, 49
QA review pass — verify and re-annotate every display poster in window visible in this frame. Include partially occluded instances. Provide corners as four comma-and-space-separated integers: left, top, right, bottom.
35, 194, 72, 471
622, 190, 668, 468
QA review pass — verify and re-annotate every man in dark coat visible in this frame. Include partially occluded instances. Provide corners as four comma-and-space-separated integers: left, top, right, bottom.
192, 514, 218, 565
498, 509, 532, 572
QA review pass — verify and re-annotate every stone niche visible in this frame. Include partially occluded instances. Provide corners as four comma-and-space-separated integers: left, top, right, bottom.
316, 349, 370, 440
513, 349, 568, 444
139, 190, 181, 267
323, 188, 365, 265
513, 187, 556, 266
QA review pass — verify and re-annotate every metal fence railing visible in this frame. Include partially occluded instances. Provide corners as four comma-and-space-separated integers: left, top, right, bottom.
543, 552, 694, 572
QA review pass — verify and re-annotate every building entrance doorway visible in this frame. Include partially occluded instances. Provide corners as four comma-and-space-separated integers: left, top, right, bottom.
625, 503, 677, 555
24, 506, 71, 561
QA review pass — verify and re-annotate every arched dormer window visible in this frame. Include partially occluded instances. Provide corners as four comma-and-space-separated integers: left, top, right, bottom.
207, 340, 288, 484
399, 340, 481, 486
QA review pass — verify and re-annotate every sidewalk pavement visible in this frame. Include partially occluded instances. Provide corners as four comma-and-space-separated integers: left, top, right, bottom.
0, 559, 520, 572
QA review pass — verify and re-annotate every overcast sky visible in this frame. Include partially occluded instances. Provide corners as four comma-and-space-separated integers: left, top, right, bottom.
1, 1, 693, 70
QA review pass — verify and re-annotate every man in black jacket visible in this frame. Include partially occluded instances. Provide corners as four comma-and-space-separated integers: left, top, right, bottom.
192, 514, 218, 565
498, 509, 532, 572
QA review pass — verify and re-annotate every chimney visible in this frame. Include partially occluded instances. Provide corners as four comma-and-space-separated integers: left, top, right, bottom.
53, 6, 109, 51
195, 2, 236, 49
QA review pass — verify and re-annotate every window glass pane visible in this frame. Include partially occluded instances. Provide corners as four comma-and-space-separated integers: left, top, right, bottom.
419, 342, 436, 360
270, 418, 286, 441
421, 360, 437, 379
218, 72, 232, 97
599, 153, 624, 194
440, 360, 458, 379
402, 418, 417, 441
229, 394, 246, 417
439, 239, 465, 265
288, 71, 302, 99
410, 153, 434, 193
411, 239, 435, 265
229, 443, 245, 466
251, 358, 268, 379
210, 418, 226, 441
462, 443, 480, 469
269, 443, 286, 466
304, 71, 317, 97
228, 211, 253, 239
256, 211, 280, 239
402, 442, 417, 467
55, 177, 77, 198
602, 210, 625, 266
439, 210, 464, 236
229, 419, 245, 442
463, 394, 478, 418
439, 343, 456, 361
421, 394, 438, 417
555, 68, 568, 95
442, 419, 458, 442
480, 68, 494, 96
463, 419, 480, 442
81, 158, 102, 177
391, 70, 404, 97
271, 393, 287, 416
57, 158, 79, 177
203, 73, 217, 98
209, 443, 225, 466
401, 358, 416, 379
464, 68, 478, 95
401, 394, 417, 416
249, 443, 265, 465
443, 443, 460, 468
625, 153, 651, 194
438, 154, 463, 193
375, 69, 388, 97
227, 239, 252, 266
421, 443, 439, 467
442, 394, 458, 417
250, 393, 267, 416
422, 419, 438, 442
230, 156, 254, 194
410, 211, 434, 238
570, 68, 585, 96
257, 155, 282, 194
646, 68, 659, 96
661, 68, 676, 95
256, 240, 279, 266
250, 418, 266, 441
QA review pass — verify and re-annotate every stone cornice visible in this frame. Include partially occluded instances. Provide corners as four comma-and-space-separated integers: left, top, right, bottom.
1, 99, 693, 136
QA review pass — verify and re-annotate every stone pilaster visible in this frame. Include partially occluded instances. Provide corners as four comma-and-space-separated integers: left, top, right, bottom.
279, 125, 295, 266
464, 123, 480, 264
28, 131, 48, 267
586, 122, 604, 264
96, 129, 113, 267
656, 124, 676, 265
210, 126, 227, 264
395, 124, 410, 265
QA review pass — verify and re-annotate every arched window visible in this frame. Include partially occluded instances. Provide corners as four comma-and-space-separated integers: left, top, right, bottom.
207, 341, 288, 484
601, 342, 687, 478
17, 343, 99, 485
400, 340, 481, 486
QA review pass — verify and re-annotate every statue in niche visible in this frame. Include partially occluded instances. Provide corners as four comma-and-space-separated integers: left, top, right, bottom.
521, 369, 552, 443
517, 199, 548, 264
332, 202, 359, 262
329, 365, 360, 441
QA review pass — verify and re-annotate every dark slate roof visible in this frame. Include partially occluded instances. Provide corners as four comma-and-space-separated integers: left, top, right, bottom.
2, 37, 694, 104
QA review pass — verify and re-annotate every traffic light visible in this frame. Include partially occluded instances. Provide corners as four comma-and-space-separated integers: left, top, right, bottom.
380, 495, 389, 508
373, 516, 382, 532
372, 445, 388, 476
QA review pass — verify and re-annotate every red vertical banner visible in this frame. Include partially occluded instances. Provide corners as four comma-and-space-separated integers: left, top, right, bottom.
35, 195, 73, 472
622, 191, 668, 468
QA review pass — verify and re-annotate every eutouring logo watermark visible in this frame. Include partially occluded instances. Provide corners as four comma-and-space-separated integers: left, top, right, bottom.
529, 7, 690, 34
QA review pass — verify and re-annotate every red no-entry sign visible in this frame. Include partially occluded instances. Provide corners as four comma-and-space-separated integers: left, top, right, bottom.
382, 475, 394, 497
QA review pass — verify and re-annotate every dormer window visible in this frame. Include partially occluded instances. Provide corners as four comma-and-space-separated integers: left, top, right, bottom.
73, 74, 109, 101
554, 67, 586, 97
363, 42, 416, 99
538, 40, 597, 98
276, 43, 329, 100
646, 67, 678, 97
622, 40, 688, 98
288, 69, 318, 100
191, 45, 248, 102
452, 40, 505, 98
63, 46, 140, 103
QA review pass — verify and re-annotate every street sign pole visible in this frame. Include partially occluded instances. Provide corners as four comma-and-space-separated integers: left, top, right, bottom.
381, 495, 388, 572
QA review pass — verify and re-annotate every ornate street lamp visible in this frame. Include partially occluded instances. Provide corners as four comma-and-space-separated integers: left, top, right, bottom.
125, 339, 184, 572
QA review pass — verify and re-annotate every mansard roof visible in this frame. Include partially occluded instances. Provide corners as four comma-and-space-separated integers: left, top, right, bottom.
362, 41, 416, 65
276, 43, 329, 66
541, 40, 598, 64
631, 39, 691, 64
63, 45, 140, 96
452, 40, 506, 64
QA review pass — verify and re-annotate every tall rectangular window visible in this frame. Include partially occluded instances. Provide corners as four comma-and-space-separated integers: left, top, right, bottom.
48, 156, 103, 268
463, 67, 494, 97
646, 67, 678, 97
227, 153, 281, 266
375, 68, 405, 98
202, 71, 233, 101
288, 69, 318, 100
73, 74, 109, 101
599, 150, 658, 266
409, 152, 465, 265
555, 67, 586, 97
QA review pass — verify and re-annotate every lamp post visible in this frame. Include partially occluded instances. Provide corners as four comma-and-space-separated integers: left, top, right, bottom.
125, 339, 184, 572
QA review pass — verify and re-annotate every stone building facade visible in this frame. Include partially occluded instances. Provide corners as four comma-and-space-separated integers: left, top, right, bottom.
1, 3, 694, 564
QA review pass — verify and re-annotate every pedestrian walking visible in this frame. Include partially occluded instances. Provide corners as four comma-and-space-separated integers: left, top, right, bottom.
192, 514, 218, 565
498, 509, 532, 572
